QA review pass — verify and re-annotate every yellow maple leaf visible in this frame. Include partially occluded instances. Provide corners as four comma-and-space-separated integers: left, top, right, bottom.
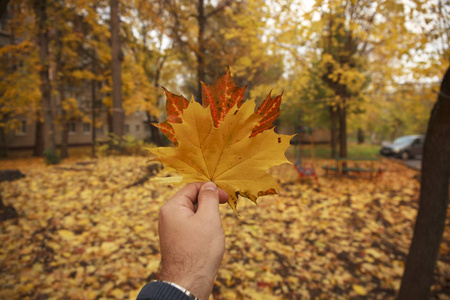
149, 69, 293, 214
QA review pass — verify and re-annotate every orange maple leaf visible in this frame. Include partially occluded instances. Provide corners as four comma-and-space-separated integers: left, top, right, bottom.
149, 68, 293, 214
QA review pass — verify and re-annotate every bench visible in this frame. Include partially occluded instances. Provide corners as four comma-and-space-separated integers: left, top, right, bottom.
322, 157, 383, 178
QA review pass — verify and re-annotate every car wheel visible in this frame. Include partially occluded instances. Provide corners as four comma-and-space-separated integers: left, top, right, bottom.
401, 151, 410, 160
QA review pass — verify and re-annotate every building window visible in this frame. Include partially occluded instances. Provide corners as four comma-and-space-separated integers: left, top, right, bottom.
135, 124, 140, 132
96, 125, 104, 135
16, 120, 26, 135
69, 122, 76, 134
145, 124, 151, 132
83, 122, 91, 134
125, 124, 130, 134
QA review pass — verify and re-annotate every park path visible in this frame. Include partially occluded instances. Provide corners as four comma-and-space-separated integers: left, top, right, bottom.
404, 159, 422, 171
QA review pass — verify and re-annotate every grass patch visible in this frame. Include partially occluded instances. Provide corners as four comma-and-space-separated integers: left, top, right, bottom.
287, 142, 381, 160
3, 146, 93, 159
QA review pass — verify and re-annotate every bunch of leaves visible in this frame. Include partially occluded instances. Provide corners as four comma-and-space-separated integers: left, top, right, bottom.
2, 157, 450, 299
148, 68, 293, 213
0, 157, 165, 299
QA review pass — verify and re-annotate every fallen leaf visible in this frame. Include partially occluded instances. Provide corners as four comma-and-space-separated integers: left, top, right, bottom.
58, 229, 75, 240
352, 284, 368, 296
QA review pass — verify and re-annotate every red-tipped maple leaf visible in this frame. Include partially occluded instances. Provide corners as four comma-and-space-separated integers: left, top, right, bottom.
149, 69, 292, 214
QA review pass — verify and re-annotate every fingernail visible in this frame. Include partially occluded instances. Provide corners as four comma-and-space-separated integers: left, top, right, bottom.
203, 182, 217, 192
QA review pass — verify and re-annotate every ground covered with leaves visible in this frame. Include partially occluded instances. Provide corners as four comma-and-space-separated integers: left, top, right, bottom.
1, 156, 449, 299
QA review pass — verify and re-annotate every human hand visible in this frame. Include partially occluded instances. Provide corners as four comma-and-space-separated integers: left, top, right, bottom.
158, 182, 229, 300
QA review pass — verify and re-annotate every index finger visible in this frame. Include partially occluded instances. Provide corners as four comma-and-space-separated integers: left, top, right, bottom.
163, 182, 202, 214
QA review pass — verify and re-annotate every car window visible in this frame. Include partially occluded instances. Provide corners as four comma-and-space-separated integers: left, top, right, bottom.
393, 136, 414, 145
412, 139, 421, 145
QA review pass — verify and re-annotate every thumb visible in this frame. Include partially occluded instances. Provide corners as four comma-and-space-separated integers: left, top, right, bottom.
197, 182, 220, 218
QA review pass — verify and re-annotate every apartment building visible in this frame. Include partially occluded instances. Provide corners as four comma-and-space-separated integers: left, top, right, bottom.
7, 111, 152, 149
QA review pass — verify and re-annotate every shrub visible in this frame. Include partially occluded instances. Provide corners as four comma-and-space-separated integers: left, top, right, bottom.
96, 134, 154, 157
43, 148, 61, 165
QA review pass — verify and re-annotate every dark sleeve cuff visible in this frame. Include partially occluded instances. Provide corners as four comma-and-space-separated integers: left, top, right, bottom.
137, 281, 192, 300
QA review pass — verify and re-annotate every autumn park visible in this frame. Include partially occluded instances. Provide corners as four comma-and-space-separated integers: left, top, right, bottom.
1, 0, 450, 299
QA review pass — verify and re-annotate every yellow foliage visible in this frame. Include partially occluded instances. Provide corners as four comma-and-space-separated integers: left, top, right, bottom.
122, 55, 159, 117
0, 40, 40, 130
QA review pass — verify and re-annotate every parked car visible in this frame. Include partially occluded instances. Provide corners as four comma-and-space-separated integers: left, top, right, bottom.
380, 135, 425, 160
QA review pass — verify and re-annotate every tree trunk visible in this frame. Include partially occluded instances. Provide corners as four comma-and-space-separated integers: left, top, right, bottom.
60, 112, 69, 158
196, 0, 206, 103
59, 88, 69, 159
33, 0, 55, 156
0, 0, 10, 20
91, 76, 97, 158
147, 113, 162, 146
339, 98, 347, 158
357, 127, 364, 144
398, 67, 450, 300
329, 106, 338, 158
110, 0, 124, 137
55, 28, 68, 159
0, 127, 7, 156
149, 55, 166, 146
33, 114, 44, 156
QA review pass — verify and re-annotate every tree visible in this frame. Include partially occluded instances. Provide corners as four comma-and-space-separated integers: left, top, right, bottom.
314, 0, 406, 158
33, 0, 56, 156
0, 1, 43, 155
53, 20, 69, 158
124, 0, 169, 145
0, 44, 40, 154
1, 0, 166, 155
52, 0, 83, 158
110, 0, 124, 137
72, 0, 110, 158
398, 67, 450, 299
158, 0, 288, 103
43, 0, 109, 158
409, 0, 450, 80
0, 0, 10, 19
156, 0, 235, 101
279, 0, 417, 156
218, 0, 285, 94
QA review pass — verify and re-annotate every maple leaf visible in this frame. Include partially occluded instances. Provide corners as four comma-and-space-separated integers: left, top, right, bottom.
148, 69, 293, 214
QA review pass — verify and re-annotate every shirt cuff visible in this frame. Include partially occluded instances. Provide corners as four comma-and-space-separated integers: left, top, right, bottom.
136, 281, 196, 300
